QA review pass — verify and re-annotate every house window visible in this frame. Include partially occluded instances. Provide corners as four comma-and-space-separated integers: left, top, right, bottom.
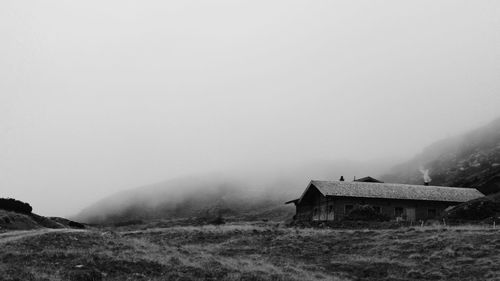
329, 206, 334, 213
428, 208, 437, 218
373, 206, 381, 213
345, 204, 353, 214
313, 208, 318, 216
394, 207, 404, 217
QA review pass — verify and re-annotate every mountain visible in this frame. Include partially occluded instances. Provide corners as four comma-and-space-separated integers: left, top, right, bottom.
75, 176, 291, 224
381, 117, 500, 195
74, 160, 393, 224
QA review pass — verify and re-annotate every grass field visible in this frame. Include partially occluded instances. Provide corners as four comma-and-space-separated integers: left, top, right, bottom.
1, 222, 500, 281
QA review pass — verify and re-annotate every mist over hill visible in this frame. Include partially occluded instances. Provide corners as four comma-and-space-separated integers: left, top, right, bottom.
381, 117, 500, 195
76, 117, 500, 224
74, 160, 393, 224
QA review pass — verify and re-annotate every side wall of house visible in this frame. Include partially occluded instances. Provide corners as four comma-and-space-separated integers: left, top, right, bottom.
329, 197, 454, 221
296, 196, 457, 222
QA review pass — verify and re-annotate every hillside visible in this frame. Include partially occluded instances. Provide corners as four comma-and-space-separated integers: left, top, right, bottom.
381, 117, 500, 195
0, 198, 85, 231
74, 177, 289, 224
0, 209, 84, 231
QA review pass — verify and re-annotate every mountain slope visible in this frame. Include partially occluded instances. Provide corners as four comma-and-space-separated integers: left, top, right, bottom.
381, 117, 500, 195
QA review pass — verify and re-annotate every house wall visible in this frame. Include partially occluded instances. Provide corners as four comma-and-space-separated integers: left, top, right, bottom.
296, 194, 457, 222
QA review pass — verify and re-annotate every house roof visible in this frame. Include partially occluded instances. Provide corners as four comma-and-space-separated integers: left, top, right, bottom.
294, 180, 484, 204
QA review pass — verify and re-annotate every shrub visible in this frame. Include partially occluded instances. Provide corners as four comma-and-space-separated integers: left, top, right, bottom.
113, 220, 144, 227
343, 205, 390, 222
69, 221, 85, 229
208, 215, 225, 225
0, 198, 33, 214
446, 199, 500, 221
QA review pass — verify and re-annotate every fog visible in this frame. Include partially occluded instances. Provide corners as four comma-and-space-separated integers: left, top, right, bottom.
1, 1, 499, 216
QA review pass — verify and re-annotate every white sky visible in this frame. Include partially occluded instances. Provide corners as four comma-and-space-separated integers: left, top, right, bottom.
1, 0, 499, 216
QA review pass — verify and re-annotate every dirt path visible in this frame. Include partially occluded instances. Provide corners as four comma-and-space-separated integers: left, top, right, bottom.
0, 228, 86, 244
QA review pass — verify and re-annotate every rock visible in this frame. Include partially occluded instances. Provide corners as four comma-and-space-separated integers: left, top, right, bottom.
65, 268, 102, 281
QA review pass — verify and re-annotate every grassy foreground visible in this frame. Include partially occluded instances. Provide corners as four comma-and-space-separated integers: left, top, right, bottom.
1, 223, 500, 281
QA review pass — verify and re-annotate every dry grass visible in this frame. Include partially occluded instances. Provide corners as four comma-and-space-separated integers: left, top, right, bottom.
1, 222, 500, 280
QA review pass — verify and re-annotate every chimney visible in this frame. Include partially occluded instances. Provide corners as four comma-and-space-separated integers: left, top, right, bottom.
339, 176, 344, 181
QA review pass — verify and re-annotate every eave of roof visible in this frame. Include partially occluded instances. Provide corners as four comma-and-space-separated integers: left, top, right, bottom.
285, 199, 299, 205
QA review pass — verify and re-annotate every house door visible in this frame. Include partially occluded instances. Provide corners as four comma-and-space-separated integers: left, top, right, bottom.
406, 207, 416, 221
320, 205, 327, 221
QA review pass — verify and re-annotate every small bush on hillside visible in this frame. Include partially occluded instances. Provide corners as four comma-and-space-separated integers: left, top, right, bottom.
208, 215, 225, 225
0, 198, 33, 214
343, 205, 390, 222
69, 221, 85, 229
446, 199, 500, 221
113, 220, 144, 227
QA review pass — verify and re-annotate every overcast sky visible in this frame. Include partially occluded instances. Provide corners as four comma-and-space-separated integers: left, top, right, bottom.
1, 1, 499, 216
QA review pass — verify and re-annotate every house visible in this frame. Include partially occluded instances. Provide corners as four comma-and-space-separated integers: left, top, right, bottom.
286, 179, 484, 222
